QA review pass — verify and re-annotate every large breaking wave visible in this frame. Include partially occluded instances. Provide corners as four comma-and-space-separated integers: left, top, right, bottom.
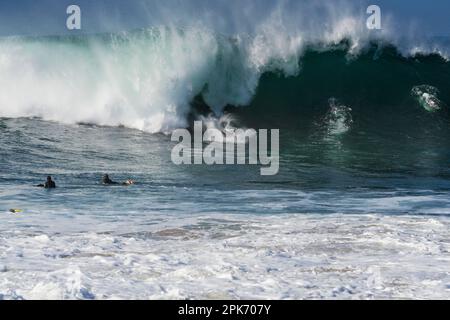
0, 8, 449, 133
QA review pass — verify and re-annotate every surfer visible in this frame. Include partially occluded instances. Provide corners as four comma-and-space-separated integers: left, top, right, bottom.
37, 176, 56, 189
102, 174, 135, 186
102, 174, 118, 185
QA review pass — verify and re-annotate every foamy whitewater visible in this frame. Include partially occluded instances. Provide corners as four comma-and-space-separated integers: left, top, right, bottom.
1, 1, 450, 300
1, 213, 449, 300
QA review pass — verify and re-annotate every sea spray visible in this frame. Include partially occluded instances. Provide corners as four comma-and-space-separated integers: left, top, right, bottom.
411, 85, 445, 112
325, 98, 353, 136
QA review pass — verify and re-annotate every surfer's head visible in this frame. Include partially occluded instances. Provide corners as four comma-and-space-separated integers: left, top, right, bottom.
47, 176, 52, 181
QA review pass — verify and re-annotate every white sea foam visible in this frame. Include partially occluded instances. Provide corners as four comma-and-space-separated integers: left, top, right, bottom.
0, 213, 449, 300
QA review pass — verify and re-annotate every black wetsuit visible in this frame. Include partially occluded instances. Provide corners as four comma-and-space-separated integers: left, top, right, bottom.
45, 180, 56, 188
102, 176, 118, 185
38, 178, 56, 188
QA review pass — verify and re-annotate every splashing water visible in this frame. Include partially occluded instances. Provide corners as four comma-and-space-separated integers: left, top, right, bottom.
411, 85, 444, 112
324, 98, 353, 136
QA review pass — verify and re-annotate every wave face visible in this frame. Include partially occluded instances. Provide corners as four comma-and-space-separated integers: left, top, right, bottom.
235, 45, 450, 126
0, 23, 449, 133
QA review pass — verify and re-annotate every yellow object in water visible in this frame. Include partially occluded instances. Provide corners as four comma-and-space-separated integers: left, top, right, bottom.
9, 209, 23, 214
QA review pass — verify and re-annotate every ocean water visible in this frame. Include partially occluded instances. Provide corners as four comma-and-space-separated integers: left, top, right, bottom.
1, 113, 450, 299
1, 23, 450, 299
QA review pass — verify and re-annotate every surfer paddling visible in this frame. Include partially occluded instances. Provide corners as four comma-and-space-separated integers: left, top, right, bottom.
102, 174, 135, 186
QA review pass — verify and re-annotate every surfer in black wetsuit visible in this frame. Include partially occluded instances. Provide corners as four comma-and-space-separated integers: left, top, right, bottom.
37, 176, 56, 188
102, 174, 135, 186
102, 174, 118, 185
